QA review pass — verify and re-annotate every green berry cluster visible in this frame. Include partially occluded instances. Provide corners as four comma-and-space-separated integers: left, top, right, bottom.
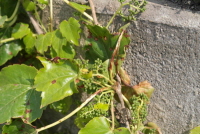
130, 94, 148, 125
75, 103, 109, 128
75, 59, 89, 70
94, 92, 111, 105
82, 79, 101, 94
118, 0, 147, 21
91, 58, 106, 74
79, 104, 109, 119
77, 58, 110, 94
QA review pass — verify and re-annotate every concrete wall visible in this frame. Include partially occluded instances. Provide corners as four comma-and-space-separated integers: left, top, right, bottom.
48, 0, 200, 133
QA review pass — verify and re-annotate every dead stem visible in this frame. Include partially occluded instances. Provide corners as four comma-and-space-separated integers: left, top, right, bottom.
88, 0, 99, 25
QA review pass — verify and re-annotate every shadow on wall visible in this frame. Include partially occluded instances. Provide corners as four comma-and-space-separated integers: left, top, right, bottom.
148, 0, 200, 12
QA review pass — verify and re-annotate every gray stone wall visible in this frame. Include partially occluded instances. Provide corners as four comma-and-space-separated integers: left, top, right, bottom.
48, 0, 200, 133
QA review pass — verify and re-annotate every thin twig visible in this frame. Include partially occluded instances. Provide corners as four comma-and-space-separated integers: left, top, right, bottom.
111, 93, 115, 130
50, 0, 53, 32
26, 12, 44, 34
63, 0, 94, 21
88, 0, 98, 25
115, 74, 130, 130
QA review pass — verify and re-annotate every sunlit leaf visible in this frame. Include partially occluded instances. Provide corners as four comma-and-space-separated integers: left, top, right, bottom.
78, 117, 112, 134
22, 0, 36, 11
51, 30, 75, 59
0, 28, 23, 66
12, 23, 30, 39
0, 65, 38, 123
23, 32, 36, 54
68, 2, 90, 13
37, 0, 48, 4
60, 18, 81, 46
2, 119, 37, 134
35, 32, 52, 54
0, 40, 23, 66
34, 57, 79, 107
94, 103, 109, 111
190, 125, 200, 134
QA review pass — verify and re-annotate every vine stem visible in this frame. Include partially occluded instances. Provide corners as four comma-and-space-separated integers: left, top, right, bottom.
6, 0, 20, 22
93, 73, 114, 85
34, 9, 47, 33
62, 0, 94, 21
88, 0, 98, 25
50, 0, 53, 32
0, 34, 37, 45
0, 37, 15, 45
106, 3, 127, 28
27, 11, 44, 34
36, 88, 107, 133
111, 93, 115, 131
122, 94, 132, 110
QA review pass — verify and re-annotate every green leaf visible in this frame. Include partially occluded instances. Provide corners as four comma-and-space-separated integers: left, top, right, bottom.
37, 0, 48, 4
51, 30, 75, 59
2, 119, 37, 134
190, 125, 200, 134
35, 32, 52, 54
22, 0, 36, 11
34, 57, 79, 107
12, 23, 30, 39
0, 40, 23, 66
50, 96, 72, 114
23, 32, 36, 54
85, 25, 130, 62
0, 16, 7, 28
78, 117, 113, 134
69, 2, 90, 13
0, 28, 23, 66
114, 127, 130, 134
60, 18, 81, 46
94, 103, 109, 111
22, 89, 44, 124
0, 65, 38, 123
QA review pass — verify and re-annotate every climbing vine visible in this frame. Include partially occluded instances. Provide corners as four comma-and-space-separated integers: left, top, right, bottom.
0, 0, 161, 133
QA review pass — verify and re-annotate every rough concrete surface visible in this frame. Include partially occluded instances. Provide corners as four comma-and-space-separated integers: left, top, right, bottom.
49, 0, 200, 133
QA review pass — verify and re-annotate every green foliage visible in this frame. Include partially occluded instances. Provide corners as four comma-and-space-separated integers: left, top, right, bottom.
118, 0, 147, 21
85, 25, 130, 62
79, 117, 131, 134
130, 94, 148, 132
68, 2, 90, 13
75, 92, 111, 128
50, 96, 72, 114
0, 28, 23, 66
2, 119, 37, 134
190, 125, 200, 134
34, 57, 79, 108
60, 17, 81, 46
0, 0, 160, 134
0, 65, 42, 124
78, 117, 113, 134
